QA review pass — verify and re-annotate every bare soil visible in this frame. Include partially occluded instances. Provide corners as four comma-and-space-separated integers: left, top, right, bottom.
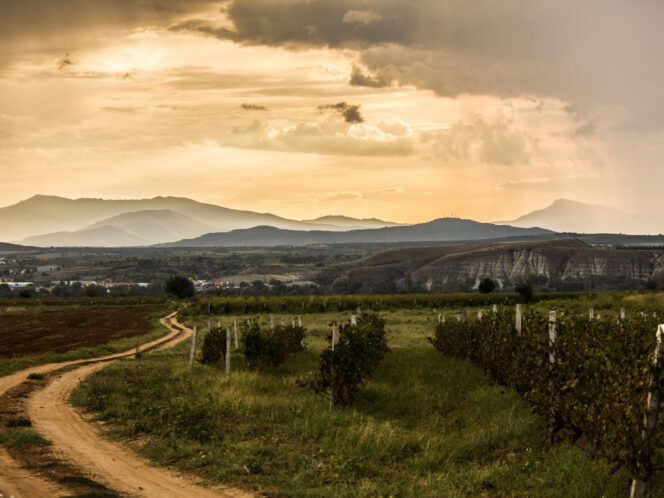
0, 308, 159, 357
0, 312, 251, 497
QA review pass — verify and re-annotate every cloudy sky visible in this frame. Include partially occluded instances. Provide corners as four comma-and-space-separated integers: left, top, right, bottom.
1, 0, 662, 223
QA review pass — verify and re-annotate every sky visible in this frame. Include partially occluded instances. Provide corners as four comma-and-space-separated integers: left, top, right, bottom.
0, 0, 662, 224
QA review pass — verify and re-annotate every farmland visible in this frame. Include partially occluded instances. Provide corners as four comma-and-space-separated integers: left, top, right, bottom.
0, 305, 170, 376
70, 300, 657, 497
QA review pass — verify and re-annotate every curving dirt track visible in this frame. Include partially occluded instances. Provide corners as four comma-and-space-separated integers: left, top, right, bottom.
0, 311, 253, 498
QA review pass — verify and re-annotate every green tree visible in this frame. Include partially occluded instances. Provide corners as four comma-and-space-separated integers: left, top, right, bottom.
478, 277, 496, 294
164, 276, 194, 299
200, 326, 227, 365
515, 282, 534, 303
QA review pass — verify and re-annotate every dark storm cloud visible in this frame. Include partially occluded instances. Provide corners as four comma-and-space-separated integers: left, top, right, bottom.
318, 102, 364, 124
169, 1, 411, 48
0, 0, 222, 43
58, 53, 72, 71
241, 103, 268, 111
171, 0, 664, 123
349, 66, 390, 88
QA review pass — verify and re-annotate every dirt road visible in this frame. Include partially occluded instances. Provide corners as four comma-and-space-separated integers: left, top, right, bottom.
0, 311, 252, 497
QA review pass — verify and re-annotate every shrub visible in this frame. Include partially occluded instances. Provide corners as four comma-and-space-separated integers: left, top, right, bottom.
478, 278, 496, 294
165, 276, 195, 299
515, 282, 534, 303
241, 318, 306, 369
314, 312, 389, 406
200, 326, 227, 365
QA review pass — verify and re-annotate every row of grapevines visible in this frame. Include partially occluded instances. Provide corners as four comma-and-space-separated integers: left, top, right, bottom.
430, 309, 663, 479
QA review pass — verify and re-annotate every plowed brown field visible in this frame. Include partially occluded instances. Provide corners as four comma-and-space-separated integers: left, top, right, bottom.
0, 308, 159, 357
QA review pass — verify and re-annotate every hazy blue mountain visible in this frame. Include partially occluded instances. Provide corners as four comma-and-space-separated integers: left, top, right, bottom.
0, 195, 393, 244
162, 218, 554, 247
501, 199, 663, 234
21, 225, 150, 247
303, 215, 400, 230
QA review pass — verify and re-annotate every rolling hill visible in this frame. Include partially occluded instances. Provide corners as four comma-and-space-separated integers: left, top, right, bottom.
313, 238, 664, 292
303, 215, 399, 230
162, 218, 554, 247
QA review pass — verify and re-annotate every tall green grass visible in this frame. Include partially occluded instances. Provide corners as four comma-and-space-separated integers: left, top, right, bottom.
72, 310, 628, 497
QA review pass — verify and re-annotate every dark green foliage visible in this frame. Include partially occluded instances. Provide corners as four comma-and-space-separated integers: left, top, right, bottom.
200, 326, 227, 365
430, 309, 663, 479
187, 292, 590, 316
314, 312, 389, 406
478, 278, 496, 294
240, 318, 306, 369
164, 276, 194, 299
515, 282, 534, 303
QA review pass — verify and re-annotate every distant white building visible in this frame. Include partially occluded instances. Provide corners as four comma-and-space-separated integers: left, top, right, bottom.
5, 282, 34, 289
37, 265, 58, 272
103, 282, 149, 288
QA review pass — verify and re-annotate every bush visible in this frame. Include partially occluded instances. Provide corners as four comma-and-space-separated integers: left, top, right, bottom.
478, 278, 496, 294
165, 276, 195, 299
241, 318, 306, 369
200, 326, 227, 365
515, 282, 534, 303
314, 312, 389, 406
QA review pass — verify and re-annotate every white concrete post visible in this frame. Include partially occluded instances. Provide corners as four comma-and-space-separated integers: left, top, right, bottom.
589, 308, 594, 321
233, 317, 238, 349
188, 325, 197, 373
330, 325, 340, 410
515, 304, 522, 337
351, 314, 357, 326
225, 327, 231, 379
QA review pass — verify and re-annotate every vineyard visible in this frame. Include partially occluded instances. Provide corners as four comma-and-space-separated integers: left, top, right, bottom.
431, 308, 664, 495
71, 301, 663, 496
188, 292, 598, 315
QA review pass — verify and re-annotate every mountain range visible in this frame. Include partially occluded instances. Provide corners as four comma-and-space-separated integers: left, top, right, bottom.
0, 195, 661, 248
0, 195, 398, 246
160, 219, 552, 247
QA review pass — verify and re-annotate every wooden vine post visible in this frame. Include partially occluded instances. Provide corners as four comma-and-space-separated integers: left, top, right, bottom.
188, 325, 197, 373
631, 324, 664, 498
225, 326, 232, 379
330, 325, 340, 411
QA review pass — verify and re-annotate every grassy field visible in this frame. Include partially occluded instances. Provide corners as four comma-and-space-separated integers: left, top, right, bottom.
0, 306, 173, 376
71, 308, 632, 497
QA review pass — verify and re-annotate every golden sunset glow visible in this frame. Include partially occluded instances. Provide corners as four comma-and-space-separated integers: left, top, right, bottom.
1, 1, 662, 224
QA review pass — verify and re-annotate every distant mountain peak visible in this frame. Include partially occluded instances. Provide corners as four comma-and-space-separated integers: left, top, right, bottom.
503, 199, 660, 235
